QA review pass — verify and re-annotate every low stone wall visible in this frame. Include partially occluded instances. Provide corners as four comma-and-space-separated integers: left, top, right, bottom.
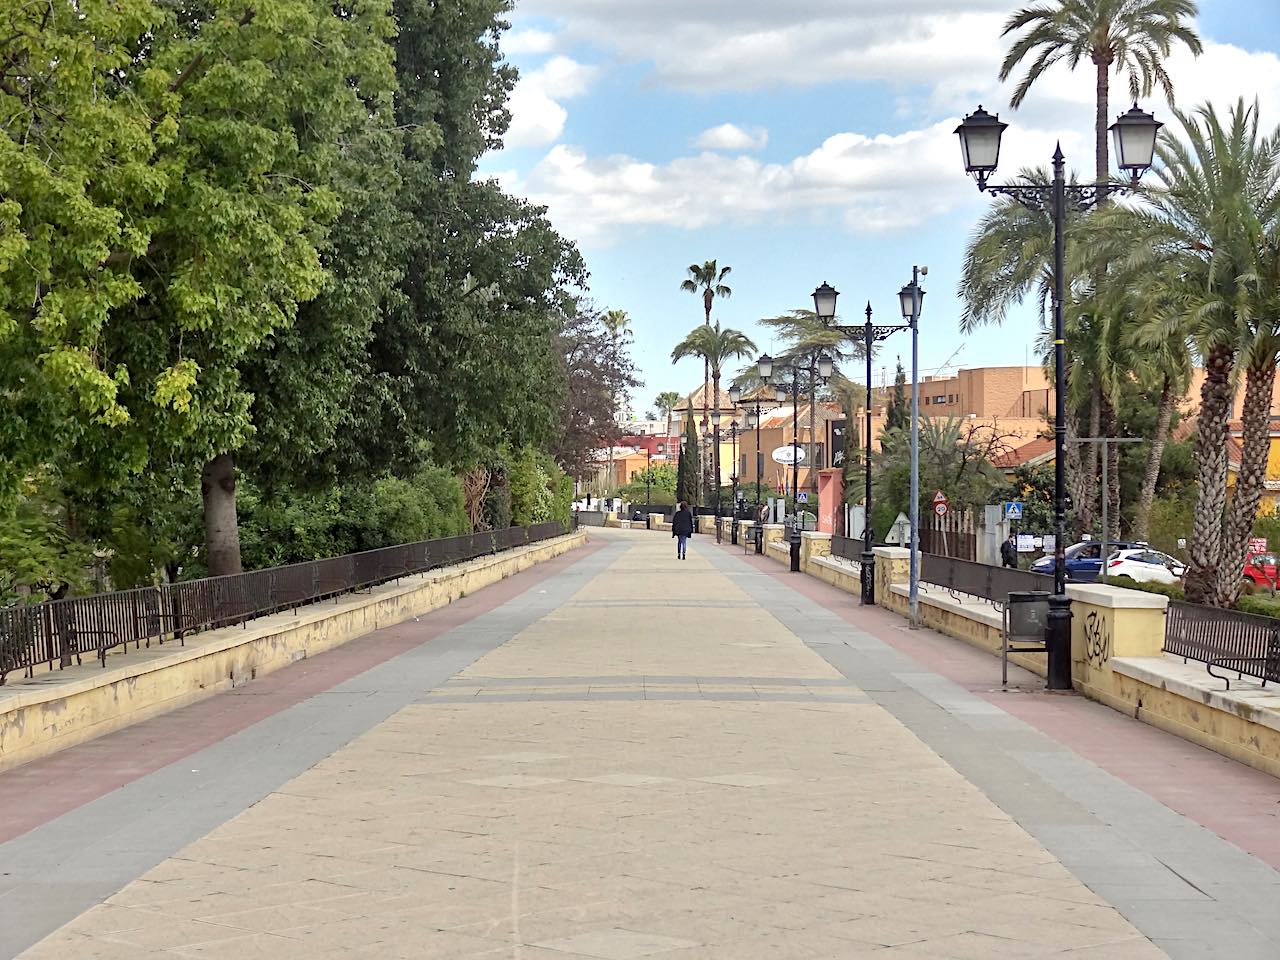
0, 532, 587, 772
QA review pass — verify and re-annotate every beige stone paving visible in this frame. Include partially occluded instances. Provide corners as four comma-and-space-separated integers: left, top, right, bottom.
19, 532, 1167, 959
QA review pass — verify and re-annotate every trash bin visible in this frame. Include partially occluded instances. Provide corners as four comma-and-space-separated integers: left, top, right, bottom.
1006, 591, 1051, 640
1002, 590, 1051, 686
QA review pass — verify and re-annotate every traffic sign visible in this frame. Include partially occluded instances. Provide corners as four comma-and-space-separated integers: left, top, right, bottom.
933, 502, 948, 518
1004, 501, 1023, 521
797, 492, 809, 504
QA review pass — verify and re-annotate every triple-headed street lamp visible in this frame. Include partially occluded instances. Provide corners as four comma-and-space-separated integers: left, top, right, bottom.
955, 102, 1160, 689
758, 358, 809, 573
810, 281, 920, 606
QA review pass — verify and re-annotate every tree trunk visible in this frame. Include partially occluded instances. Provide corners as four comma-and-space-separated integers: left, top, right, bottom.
1078, 384, 1102, 534
1094, 55, 1110, 190
1214, 348, 1278, 606
1184, 345, 1235, 604
202, 453, 243, 577
1132, 375, 1176, 542
1099, 392, 1121, 539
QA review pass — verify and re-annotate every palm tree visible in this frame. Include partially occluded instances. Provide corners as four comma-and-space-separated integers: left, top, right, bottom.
1001, 0, 1201, 191
1124, 100, 1280, 605
655, 391, 682, 449
1001, 0, 1202, 529
671, 321, 757, 518
680, 261, 733, 432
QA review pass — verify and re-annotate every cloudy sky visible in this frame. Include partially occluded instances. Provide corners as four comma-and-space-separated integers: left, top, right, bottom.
480, 0, 1280, 413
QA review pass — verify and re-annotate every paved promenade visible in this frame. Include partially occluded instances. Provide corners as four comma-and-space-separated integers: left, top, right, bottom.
2, 531, 1278, 959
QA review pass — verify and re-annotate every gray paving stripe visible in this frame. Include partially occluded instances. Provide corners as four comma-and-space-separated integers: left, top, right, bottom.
443, 675, 857, 687
0, 539, 624, 960
421, 692, 870, 703
700, 544, 1280, 960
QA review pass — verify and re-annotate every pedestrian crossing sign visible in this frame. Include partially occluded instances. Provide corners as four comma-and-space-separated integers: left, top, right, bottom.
1004, 501, 1023, 521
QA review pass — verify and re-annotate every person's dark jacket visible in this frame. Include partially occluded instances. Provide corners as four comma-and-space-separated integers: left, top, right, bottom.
1000, 539, 1018, 567
672, 509, 695, 537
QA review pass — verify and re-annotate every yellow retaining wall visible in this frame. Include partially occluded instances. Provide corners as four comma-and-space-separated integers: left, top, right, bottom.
0, 532, 586, 772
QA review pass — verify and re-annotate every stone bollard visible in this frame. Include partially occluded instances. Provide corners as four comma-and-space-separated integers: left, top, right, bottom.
872, 547, 911, 608
1067, 583, 1167, 699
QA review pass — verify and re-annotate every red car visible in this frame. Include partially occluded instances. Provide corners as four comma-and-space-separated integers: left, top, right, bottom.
1243, 552, 1279, 592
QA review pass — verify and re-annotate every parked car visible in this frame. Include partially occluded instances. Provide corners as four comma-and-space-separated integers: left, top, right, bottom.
1104, 548, 1185, 585
1029, 540, 1143, 582
1243, 552, 1279, 592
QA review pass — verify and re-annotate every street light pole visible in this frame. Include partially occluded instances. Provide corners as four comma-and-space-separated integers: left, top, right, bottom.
712, 407, 722, 544
898, 269, 927, 628
955, 103, 1161, 690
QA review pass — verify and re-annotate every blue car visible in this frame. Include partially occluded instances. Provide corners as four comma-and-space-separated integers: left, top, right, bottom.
1030, 540, 1143, 582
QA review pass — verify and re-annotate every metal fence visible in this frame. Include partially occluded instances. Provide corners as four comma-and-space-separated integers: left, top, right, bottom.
1164, 600, 1280, 688
831, 536, 865, 565
0, 521, 568, 685
920, 553, 1052, 608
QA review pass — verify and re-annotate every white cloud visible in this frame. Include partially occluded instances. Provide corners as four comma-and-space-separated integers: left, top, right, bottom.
513, 119, 984, 242
695, 124, 769, 151
504, 28, 557, 55
504, 56, 598, 149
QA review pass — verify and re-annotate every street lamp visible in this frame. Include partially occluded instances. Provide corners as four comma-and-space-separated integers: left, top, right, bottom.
955, 103, 1159, 689
727, 419, 742, 543
898, 268, 925, 627
761, 360, 804, 573
733, 369, 771, 555
810, 283, 911, 604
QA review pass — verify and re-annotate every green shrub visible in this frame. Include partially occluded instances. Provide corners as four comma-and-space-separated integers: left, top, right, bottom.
1098, 575, 1185, 601
1233, 594, 1280, 619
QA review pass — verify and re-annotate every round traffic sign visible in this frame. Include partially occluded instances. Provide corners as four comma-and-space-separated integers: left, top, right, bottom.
933, 501, 948, 517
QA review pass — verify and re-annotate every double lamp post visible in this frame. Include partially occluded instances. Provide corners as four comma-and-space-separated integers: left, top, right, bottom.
954, 101, 1161, 689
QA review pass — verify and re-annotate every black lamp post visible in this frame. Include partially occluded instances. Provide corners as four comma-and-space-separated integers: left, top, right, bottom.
727, 418, 741, 544
955, 102, 1160, 690
760, 363, 805, 573
812, 284, 910, 605
737, 369, 769, 554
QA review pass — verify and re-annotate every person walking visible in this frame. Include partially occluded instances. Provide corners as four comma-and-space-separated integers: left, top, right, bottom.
1000, 533, 1018, 569
672, 501, 694, 560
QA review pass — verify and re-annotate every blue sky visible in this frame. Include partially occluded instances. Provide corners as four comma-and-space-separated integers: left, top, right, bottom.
480, 1, 1280, 415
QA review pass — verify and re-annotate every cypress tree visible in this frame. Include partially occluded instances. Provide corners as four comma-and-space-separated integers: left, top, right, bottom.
676, 410, 701, 505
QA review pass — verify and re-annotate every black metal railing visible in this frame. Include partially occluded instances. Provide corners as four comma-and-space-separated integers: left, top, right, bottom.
831, 536, 864, 564
0, 521, 568, 685
1164, 600, 1280, 689
920, 553, 1052, 608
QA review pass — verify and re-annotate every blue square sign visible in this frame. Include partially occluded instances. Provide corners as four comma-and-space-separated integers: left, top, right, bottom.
1004, 501, 1023, 521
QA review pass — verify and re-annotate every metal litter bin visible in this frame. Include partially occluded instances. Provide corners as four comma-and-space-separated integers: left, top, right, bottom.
1002, 590, 1050, 686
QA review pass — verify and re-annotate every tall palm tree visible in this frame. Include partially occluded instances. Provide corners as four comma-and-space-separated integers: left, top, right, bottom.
655, 391, 682, 449
1001, 0, 1202, 190
680, 261, 733, 432
1001, 0, 1202, 529
671, 321, 757, 517
1124, 100, 1280, 605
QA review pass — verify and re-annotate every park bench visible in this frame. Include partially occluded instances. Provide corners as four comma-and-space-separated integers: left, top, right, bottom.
1164, 601, 1280, 690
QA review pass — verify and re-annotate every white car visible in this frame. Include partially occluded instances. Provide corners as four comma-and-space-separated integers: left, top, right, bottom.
1104, 548, 1185, 585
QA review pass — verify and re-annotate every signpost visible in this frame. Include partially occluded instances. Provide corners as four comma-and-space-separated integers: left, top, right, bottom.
932, 491, 949, 555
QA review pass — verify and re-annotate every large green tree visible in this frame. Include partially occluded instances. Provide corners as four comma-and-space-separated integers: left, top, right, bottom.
676, 410, 701, 507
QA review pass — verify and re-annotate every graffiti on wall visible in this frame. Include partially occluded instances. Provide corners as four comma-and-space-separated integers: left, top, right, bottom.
1084, 611, 1111, 668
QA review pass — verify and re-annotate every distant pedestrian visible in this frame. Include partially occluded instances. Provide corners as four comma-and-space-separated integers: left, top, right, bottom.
1001, 533, 1018, 569
672, 501, 694, 560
